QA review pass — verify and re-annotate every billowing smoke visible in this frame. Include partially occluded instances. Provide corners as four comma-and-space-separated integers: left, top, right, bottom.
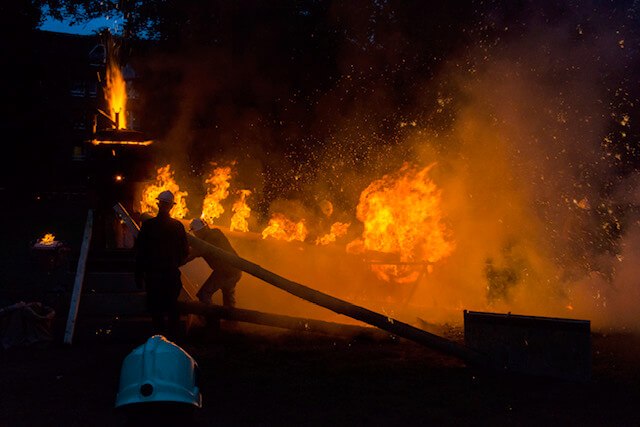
407, 0, 640, 330
132, 1, 640, 331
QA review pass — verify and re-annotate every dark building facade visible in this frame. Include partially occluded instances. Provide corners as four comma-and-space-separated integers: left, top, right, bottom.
21, 30, 155, 248
11, 30, 151, 197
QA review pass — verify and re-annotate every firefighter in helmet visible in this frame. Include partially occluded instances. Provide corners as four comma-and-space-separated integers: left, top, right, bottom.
188, 218, 242, 308
135, 191, 189, 339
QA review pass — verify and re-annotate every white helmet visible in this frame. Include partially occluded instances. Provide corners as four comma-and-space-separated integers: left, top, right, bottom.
190, 218, 207, 232
157, 190, 175, 204
115, 335, 202, 408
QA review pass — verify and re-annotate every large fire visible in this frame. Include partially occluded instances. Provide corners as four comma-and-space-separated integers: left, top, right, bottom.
104, 62, 127, 130
91, 57, 155, 146
139, 165, 189, 218
201, 166, 232, 224
262, 213, 309, 242
346, 163, 455, 283
137, 162, 454, 285
230, 190, 252, 232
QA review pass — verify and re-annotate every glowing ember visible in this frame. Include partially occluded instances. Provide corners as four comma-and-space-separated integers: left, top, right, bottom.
140, 165, 189, 218
316, 222, 351, 245
573, 198, 590, 210
39, 233, 56, 246
104, 62, 127, 129
201, 166, 232, 224
262, 213, 308, 242
91, 139, 153, 146
230, 190, 252, 232
347, 163, 455, 283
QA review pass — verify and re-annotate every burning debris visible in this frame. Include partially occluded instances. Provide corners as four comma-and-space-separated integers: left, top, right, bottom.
90, 135, 153, 146
230, 190, 252, 232
140, 165, 188, 219
347, 163, 454, 283
201, 166, 232, 224
261, 213, 309, 242
316, 222, 351, 245
36, 233, 58, 248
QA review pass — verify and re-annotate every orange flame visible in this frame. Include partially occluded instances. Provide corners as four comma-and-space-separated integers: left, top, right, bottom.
230, 190, 252, 232
201, 166, 232, 224
39, 233, 56, 246
347, 163, 455, 283
316, 222, 351, 245
104, 62, 127, 129
262, 213, 308, 242
91, 139, 152, 146
140, 165, 189, 218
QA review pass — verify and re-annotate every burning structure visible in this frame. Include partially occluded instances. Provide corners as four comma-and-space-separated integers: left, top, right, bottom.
90, 57, 153, 147
133, 160, 457, 313
28, 1, 640, 333
126, 0, 640, 334
80, 32, 156, 249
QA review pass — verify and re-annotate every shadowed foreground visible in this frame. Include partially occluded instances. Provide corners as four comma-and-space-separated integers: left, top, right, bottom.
1, 324, 639, 426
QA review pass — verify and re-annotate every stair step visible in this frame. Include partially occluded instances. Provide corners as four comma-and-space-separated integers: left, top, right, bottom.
85, 259, 135, 272
83, 249, 136, 272
73, 316, 155, 343
88, 248, 136, 258
79, 292, 147, 317
83, 272, 138, 293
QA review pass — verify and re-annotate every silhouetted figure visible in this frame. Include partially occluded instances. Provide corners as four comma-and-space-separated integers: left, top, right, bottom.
189, 218, 242, 308
135, 191, 189, 339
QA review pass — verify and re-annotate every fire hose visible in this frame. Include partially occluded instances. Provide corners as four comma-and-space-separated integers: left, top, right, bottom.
115, 203, 491, 367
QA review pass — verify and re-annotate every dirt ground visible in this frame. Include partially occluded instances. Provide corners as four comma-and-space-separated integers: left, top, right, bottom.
1, 322, 640, 426
2, 194, 640, 426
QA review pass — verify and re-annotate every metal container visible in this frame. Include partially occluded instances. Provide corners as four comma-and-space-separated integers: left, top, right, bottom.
464, 310, 591, 381
29, 241, 71, 273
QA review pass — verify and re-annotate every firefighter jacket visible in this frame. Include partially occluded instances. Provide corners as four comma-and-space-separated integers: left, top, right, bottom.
135, 212, 189, 281
194, 227, 242, 282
